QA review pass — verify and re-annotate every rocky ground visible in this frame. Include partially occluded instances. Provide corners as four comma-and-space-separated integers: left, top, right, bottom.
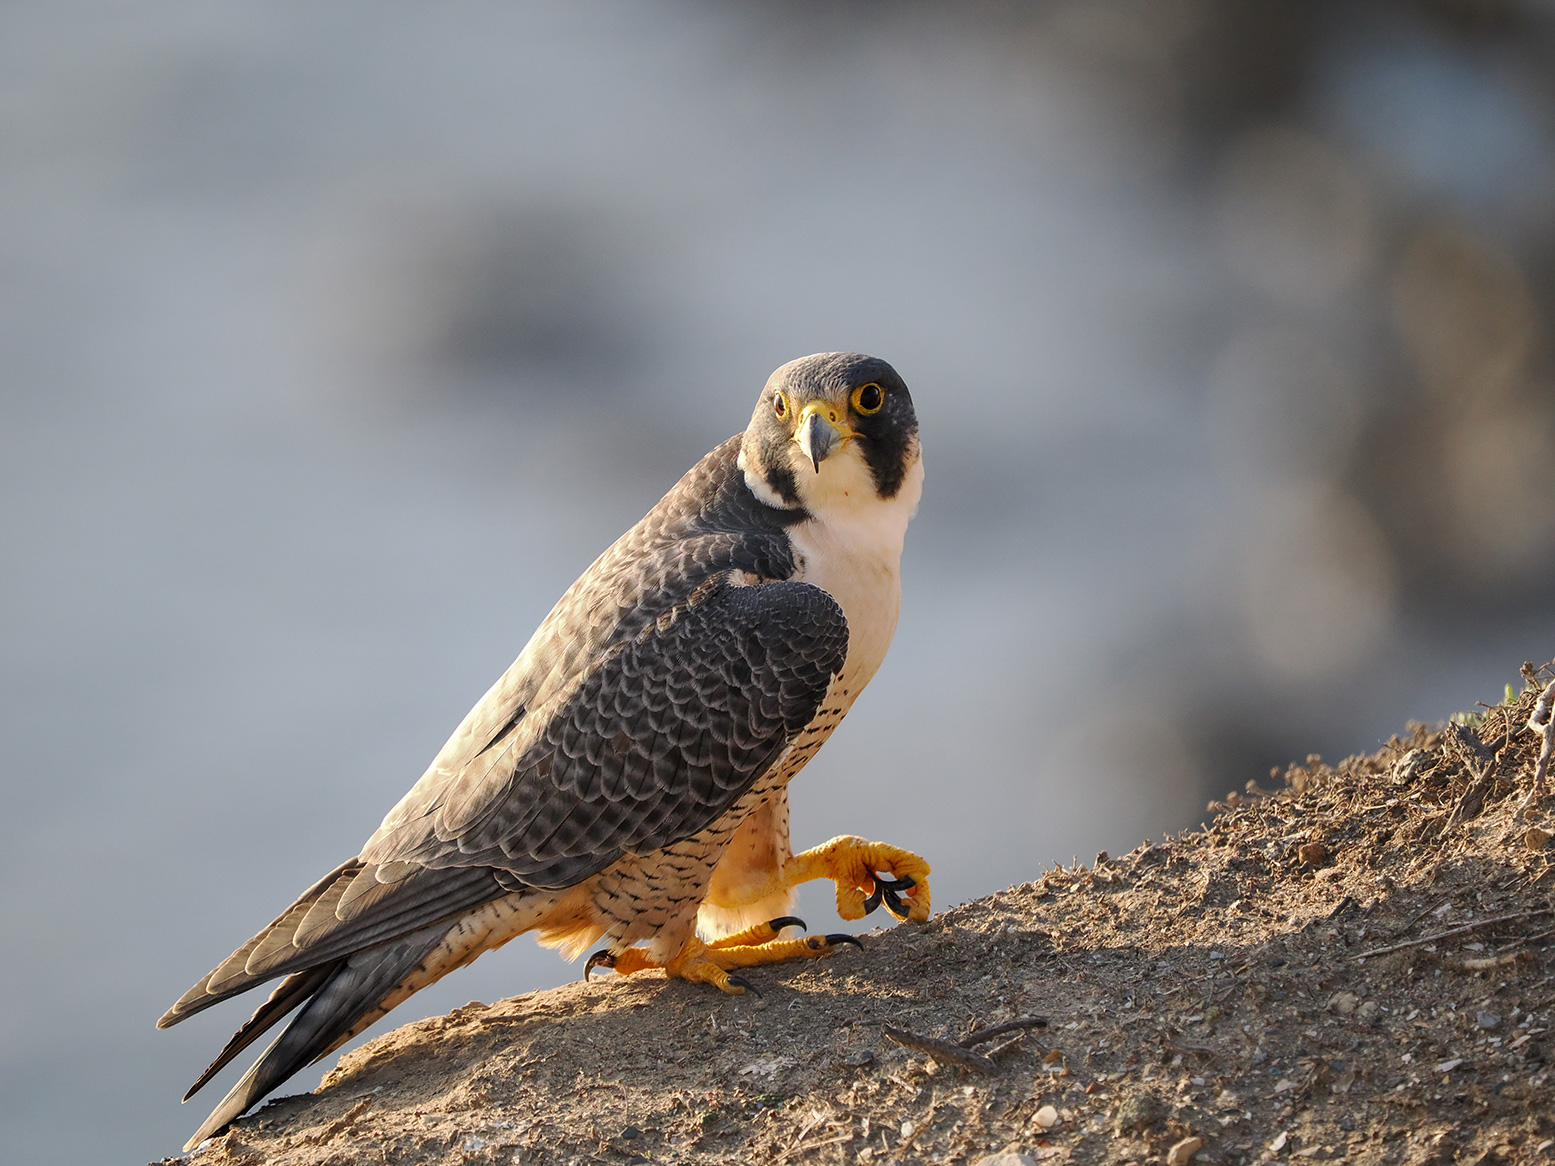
162, 664, 1555, 1166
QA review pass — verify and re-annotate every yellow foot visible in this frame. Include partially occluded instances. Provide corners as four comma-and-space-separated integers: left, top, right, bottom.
707, 916, 808, 949
788, 836, 932, 923
583, 930, 861, 996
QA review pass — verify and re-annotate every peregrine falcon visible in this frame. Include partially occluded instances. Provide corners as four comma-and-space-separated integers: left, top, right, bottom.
159, 352, 931, 1150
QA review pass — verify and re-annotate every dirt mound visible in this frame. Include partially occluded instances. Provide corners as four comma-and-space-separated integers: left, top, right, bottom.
161, 666, 1555, 1166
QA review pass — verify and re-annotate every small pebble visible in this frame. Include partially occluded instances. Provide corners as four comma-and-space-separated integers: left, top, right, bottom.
1112, 1093, 1162, 1134
970, 1154, 1039, 1166
1167, 1135, 1205, 1166
1477, 1011, 1502, 1031
843, 1050, 876, 1068
1392, 749, 1428, 784
1269, 1131, 1288, 1153
1034, 1104, 1059, 1129
1526, 826, 1552, 852
1298, 841, 1328, 865
1327, 991, 1358, 1016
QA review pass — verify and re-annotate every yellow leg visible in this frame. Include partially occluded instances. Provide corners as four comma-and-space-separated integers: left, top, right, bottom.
703, 835, 932, 925
588, 932, 859, 995
783, 835, 932, 923
707, 916, 806, 949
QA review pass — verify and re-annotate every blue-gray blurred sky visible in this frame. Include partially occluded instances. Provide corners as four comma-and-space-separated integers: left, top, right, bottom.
3, 2, 1554, 1162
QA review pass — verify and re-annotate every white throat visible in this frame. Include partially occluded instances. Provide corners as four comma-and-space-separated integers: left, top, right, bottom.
786, 452, 923, 704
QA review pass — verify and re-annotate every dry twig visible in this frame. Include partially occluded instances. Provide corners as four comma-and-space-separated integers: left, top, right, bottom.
1354, 906, 1555, 960
959, 1016, 1049, 1047
1447, 951, 1534, 972
882, 1014, 1048, 1075
982, 1035, 1028, 1061
882, 1025, 998, 1073
774, 1129, 854, 1163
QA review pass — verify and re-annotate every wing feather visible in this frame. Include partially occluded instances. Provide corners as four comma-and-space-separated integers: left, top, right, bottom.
362, 578, 846, 889
163, 581, 843, 1025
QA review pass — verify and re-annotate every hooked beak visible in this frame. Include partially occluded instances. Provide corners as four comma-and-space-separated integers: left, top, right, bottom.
793, 402, 853, 473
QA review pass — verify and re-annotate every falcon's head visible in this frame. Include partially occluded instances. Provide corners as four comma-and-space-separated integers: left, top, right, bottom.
738, 352, 921, 515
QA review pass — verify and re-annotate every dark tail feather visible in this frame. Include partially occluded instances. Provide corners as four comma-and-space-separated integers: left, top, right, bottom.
182, 923, 447, 1152
158, 860, 363, 1029
161, 864, 502, 1029
182, 962, 342, 1101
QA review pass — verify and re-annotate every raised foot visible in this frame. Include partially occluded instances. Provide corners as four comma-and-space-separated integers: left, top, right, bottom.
582, 930, 862, 996
794, 836, 932, 923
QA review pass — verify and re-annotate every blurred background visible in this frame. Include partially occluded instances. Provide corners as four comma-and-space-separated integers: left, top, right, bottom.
3, 1, 1554, 1161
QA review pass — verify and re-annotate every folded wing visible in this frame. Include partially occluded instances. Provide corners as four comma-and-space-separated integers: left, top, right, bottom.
162, 577, 848, 1144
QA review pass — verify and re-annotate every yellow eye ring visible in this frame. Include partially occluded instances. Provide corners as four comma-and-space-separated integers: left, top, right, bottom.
851, 383, 884, 415
773, 392, 788, 419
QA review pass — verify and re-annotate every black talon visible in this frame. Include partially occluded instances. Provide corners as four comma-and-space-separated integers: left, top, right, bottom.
583, 949, 616, 982
862, 882, 885, 916
825, 933, 863, 950
862, 873, 916, 918
767, 916, 807, 934
726, 974, 762, 998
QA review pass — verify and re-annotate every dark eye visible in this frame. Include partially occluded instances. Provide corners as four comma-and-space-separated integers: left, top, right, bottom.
773, 393, 788, 419
852, 383, 884, 415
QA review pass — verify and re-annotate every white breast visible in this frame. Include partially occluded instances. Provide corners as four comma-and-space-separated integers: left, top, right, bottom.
787, 456, 924, 704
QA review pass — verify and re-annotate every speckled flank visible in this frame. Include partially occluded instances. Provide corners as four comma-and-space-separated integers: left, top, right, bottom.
316, 889, 570, 1057
591, 666, 857, 961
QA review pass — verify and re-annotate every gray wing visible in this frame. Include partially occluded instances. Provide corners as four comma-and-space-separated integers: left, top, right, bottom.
362, 577, 848, 887
162, 577, 846, 1029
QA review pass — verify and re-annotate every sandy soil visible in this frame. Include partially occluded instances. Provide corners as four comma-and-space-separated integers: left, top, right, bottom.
160, 665, 1555, 1166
